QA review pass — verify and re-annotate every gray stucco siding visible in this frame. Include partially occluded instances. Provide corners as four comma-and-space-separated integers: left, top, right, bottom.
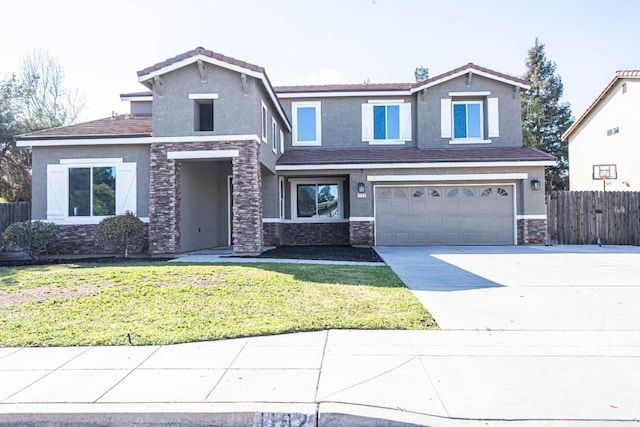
276, 164, 546, 218
31, 144, 151, 220
279, 95, 417, 151
152, 64, 261, 138
418, 74, 523, 149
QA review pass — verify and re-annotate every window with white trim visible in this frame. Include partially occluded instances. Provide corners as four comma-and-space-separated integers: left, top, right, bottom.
279, 129, 284, 154
441, 96, 499, 143
46, 159, 137, 222
271, 118, 277, 153
292, 101, 321, 146
361, 101, 411, 144
261, 101, 268, 143
291, 179, 343, 220
453, 101, 482, 139
189, 93, 218, 132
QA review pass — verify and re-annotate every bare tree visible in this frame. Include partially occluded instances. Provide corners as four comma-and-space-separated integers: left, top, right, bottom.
19, 49, 84, 131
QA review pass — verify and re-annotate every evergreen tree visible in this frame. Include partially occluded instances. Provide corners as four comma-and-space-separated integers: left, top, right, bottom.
522, 38, 573, 191
414, 65, 429, 81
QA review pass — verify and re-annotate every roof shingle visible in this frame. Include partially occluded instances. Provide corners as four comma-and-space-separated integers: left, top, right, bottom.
16, 115, 152, 140
277, 147, 555, 166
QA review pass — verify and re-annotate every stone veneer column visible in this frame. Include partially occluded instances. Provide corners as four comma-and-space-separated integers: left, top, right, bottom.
232, 141, 263, 255
349, 220, 375, 246
518, 218, 548, 244
148, 144, 181, 254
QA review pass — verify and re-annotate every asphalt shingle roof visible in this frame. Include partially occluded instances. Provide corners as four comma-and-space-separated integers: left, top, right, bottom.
16, 115, 152, 140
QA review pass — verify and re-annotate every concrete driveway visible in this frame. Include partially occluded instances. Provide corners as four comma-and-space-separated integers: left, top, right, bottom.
375, 245, 640, 331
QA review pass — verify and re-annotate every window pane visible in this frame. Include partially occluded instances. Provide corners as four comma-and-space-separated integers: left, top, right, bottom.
297, 184, 316, 217
467, 103, 481, 138
453, 104, 467, 138
317, 184, 338, 217
373, 105, 386, 139
69, 168, 91, 216
387, 105, 400, 139
93, 167, 116, 216
198, 102, 213, 131
297, 107, 316, 141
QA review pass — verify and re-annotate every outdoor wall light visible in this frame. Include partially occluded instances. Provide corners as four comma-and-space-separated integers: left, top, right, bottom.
358, 182, 366, 193
530, 179, 542, 191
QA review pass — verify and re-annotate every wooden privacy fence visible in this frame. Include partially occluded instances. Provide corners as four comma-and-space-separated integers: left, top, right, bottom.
0, 202, 31, 233
548, 191, 640, 246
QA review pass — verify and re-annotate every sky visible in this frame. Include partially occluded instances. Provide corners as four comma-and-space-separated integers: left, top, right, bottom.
1, 0, 637, 123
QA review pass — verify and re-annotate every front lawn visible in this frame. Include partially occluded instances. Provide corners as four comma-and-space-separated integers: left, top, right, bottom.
0, 261, 436, 346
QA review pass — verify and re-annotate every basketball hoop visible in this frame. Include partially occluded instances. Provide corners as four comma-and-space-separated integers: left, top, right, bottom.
593, 164, 617, 192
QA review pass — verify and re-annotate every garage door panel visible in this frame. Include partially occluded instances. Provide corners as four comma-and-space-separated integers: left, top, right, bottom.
376, 185, 514, 246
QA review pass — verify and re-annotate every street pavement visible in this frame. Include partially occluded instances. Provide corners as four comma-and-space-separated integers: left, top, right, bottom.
1, 245, 639, 426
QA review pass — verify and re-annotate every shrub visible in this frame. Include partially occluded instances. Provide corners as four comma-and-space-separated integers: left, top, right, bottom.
2, 221, 61, 260
95, 212, 144, 257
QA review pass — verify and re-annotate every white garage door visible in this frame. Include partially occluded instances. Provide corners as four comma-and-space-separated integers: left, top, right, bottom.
375, 185, 514, 245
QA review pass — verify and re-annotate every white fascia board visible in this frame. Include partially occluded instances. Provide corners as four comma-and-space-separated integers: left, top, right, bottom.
138, 54, 291, 132
412, 68, 530, 93
119, 96, 152, 102
276, 160, 556, 171
168, 150, 239, 160
277, 90, 412, 99
367, 173, 529, 182
19, 134, 262, 147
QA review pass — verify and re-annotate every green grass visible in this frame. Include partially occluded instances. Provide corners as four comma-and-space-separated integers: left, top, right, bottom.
0, 262, 436, 346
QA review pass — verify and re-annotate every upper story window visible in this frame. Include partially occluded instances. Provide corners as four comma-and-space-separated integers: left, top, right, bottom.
261, 101, 268, 143
271, 118, 277, 153
441, 93, 499, 144
189, 94, 218, 132
453, 101, 482, 139
361, 101, 411, 145
292, 101, 321, 146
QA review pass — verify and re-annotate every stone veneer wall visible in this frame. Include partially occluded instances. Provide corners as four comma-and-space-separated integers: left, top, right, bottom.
279, 222, 349, 245
517, 219, 547, 244
263, 222, 283, 246
349, 221, 374, 247
55, 224, 149, 255
149, 140, 262, 255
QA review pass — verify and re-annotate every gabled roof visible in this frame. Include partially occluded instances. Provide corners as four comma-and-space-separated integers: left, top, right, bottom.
15, 115, 152, 140
562, 70, 640, 141
275, 63, 530, 97
137, 47, 290, 131
277, 146, 555, 167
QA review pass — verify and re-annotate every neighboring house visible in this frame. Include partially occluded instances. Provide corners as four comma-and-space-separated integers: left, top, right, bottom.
562, 70, 640, 191
16, 47, 554, 255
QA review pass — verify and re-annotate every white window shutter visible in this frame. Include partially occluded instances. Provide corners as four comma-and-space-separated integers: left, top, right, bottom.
46, 164, 67, 220
361, 103, 373, 141
488, 97, 499, 137
441, 98, 452, 138
116, 162, 137, 215
399, 103, 412, 141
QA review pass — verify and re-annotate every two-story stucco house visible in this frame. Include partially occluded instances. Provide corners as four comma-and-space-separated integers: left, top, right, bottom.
562, 70, 640, 191
16, 47, 555, 255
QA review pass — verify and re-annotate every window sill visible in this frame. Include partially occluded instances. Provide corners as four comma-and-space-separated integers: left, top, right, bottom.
448, 139, 492, 145
292, 141, 322, 147
45, 217, 150, 225
366, 140, 407, 145
287, 218, 348, 223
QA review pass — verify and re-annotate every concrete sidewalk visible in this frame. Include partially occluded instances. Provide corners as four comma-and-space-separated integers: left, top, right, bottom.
2, 329, 640, 426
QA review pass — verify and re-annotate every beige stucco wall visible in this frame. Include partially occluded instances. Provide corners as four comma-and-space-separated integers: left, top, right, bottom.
568, 79, 640, 191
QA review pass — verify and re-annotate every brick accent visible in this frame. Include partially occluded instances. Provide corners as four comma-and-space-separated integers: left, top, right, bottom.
280, 222, 349, 245
349, 220, 374, 247
55, 224, 149, 255
263, 222, 283, 246
518, 218, 547, 244
148, 140, 262, 255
